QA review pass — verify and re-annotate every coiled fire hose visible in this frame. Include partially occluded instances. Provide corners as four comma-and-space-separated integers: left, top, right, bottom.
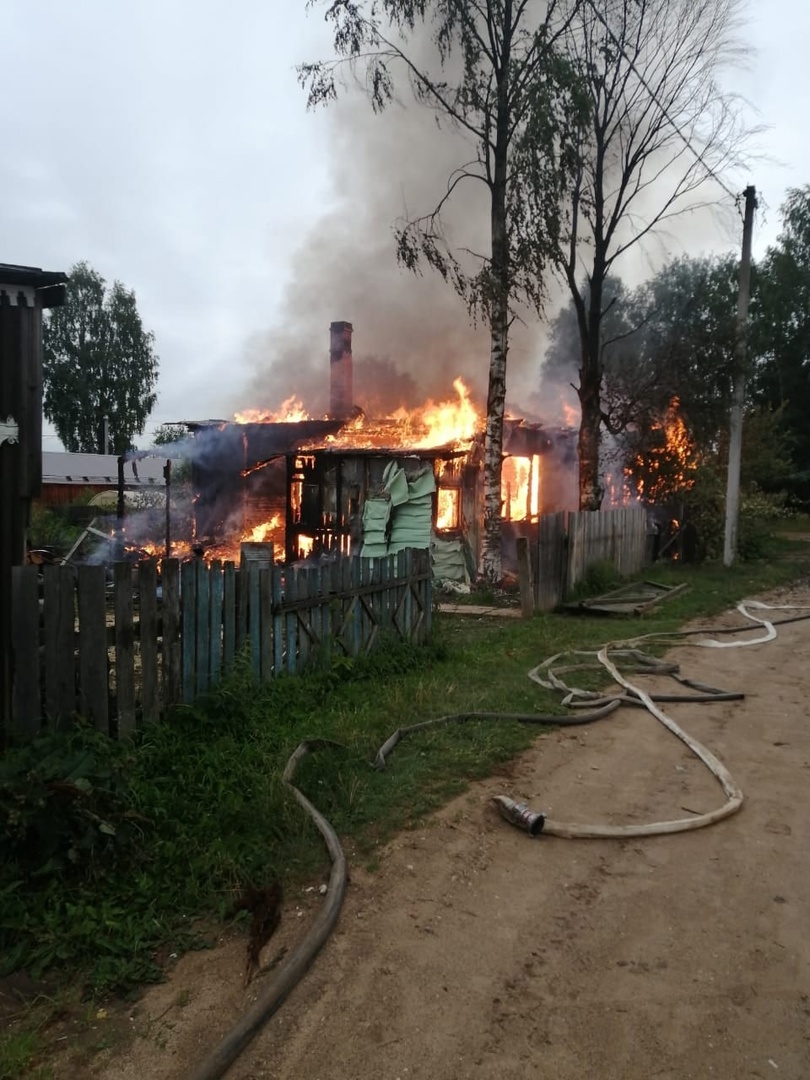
495, 600, 810, 838
188, 599, 810, 1079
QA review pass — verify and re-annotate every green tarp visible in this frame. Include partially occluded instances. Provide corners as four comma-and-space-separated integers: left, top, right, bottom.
360, 462, 435, 557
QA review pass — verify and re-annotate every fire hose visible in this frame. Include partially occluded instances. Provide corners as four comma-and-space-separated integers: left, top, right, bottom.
496, 600, 810, 838
188, 599, 810, 1079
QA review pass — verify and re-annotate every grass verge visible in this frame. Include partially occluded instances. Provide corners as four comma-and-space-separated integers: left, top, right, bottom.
1, 538, 808, 1076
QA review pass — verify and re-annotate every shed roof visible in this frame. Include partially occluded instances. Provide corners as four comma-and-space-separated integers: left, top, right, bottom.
42, 451, 167, 487
0, 263, 68, 308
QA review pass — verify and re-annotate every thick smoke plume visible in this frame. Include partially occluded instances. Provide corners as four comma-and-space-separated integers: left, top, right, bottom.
233, 36, 550, 421
231, 14, 735, 429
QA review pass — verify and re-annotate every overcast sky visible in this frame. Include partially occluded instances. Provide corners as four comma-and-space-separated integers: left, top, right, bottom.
1, 1, 808, 448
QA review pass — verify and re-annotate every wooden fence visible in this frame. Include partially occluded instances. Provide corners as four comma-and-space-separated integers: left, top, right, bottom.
7, 548, 432, 741
532, 507, 651, 611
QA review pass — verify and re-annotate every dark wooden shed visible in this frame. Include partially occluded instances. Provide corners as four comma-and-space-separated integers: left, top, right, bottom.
1, 263, 67, 737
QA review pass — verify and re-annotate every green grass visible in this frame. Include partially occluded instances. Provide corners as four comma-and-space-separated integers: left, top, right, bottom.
1, 537, 808, 1076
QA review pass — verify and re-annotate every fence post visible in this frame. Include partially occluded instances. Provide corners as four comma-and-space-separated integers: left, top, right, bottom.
113, 562, 136, 736
209, 560, 224, 686
43, 565, 77, 731
138, 560, 159, 726
181, 560, 197, 704
222, 561, 236, 672
11, 566, 41, 739
162, 559, 182, 706
516, 537, 534, 618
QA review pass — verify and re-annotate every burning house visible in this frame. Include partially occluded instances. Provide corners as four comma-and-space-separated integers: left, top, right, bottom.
172, 321, 577, 576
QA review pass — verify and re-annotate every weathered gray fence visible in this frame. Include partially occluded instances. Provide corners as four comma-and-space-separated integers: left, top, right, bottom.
532, 508, 650, 611
8, 549, 432, 741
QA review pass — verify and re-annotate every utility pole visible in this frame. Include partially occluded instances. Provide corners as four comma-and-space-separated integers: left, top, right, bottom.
723, 185, 757, 567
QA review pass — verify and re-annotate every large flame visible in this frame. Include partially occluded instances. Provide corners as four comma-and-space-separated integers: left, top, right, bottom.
234, 396, 310, 424
502, 455, 541, 521
627, 397, 696, 503
133, 378, 552, 564
406, 377, 480, 448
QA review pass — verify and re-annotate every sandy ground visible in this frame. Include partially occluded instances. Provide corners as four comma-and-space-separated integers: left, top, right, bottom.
84, 584, 810, 1080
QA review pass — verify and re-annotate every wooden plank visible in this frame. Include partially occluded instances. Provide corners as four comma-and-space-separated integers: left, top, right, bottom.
138, 560, 159, 725
416, 548, 431, 642
272, 567, 284, 676
309, 566, 323, 666
11, 565, 42, 739
74, 565, 109, 734
296, 568, 311, 670
351, 557, 363, 654
330, 559, 344, 655
195, 560, 211, 695
114, 562, 136, 736
403, 549, 414, 642
372, 557, 384, 640
209, 560, 224, 686
360, 558, 379, 654
285, 565, 299, 674
249, 564, 261, 678
162, 559, 182, 706
181, 560, 197, 704
516, 536, 534, 618
536, 511, 566, 611
315, 565, 330, 668
43, 565, 76, 731
222, 561, 236, 670
237, 555, 250, 652
379, 555, 391, 634
566, 512, 584, 594
423, 548, 433, 640
260, 567, 273, 680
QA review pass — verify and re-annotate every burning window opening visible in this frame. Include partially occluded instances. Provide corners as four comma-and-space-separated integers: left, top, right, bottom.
501, 454, 542, 523
436, 488, 460, 531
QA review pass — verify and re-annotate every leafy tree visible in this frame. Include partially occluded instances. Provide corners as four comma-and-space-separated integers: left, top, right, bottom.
608, 255, 741, 449
543, 257, 740, 450
544, 255, 796, 509
299, 0, 584, 582
43, 262, 159, 455
751, 186, 810, 471
552, 0, 750, 509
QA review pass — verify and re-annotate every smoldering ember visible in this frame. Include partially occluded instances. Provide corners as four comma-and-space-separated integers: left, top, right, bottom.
111, 321, 692, 580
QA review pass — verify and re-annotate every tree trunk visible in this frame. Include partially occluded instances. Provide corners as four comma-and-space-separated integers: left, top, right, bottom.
577, 254, 606, 511
577, 363, 603, 511
480, 4, 513, 584
481, 295, 508, 582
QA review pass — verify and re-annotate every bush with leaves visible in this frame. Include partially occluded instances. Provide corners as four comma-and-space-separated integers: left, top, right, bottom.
680, 463, 787, 562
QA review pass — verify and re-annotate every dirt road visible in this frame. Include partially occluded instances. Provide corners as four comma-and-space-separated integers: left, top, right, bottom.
94, 586, 810, 1080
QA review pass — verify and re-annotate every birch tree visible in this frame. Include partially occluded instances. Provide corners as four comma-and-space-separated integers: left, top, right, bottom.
299, 0, 583, 581
552, 0, 749, 509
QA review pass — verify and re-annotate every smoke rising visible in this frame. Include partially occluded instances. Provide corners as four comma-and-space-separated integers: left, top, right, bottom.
233, 33, 550, 421
231, 10, 737, 430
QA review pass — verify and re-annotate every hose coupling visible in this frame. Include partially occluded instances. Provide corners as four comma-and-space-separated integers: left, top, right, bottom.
492, 795, 546, 836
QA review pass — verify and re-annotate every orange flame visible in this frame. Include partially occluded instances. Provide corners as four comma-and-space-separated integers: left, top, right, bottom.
501, 455, 541, 522
436, 488, 459, 530
627, 397, 696, 503
234, 395, 310, 424
408, 377, 480, 448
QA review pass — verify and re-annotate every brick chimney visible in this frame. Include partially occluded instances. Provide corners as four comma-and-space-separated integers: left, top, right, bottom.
329, 320, 353, 419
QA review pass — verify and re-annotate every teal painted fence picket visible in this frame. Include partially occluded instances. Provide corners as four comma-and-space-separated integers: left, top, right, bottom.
7, 549, 432, 741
